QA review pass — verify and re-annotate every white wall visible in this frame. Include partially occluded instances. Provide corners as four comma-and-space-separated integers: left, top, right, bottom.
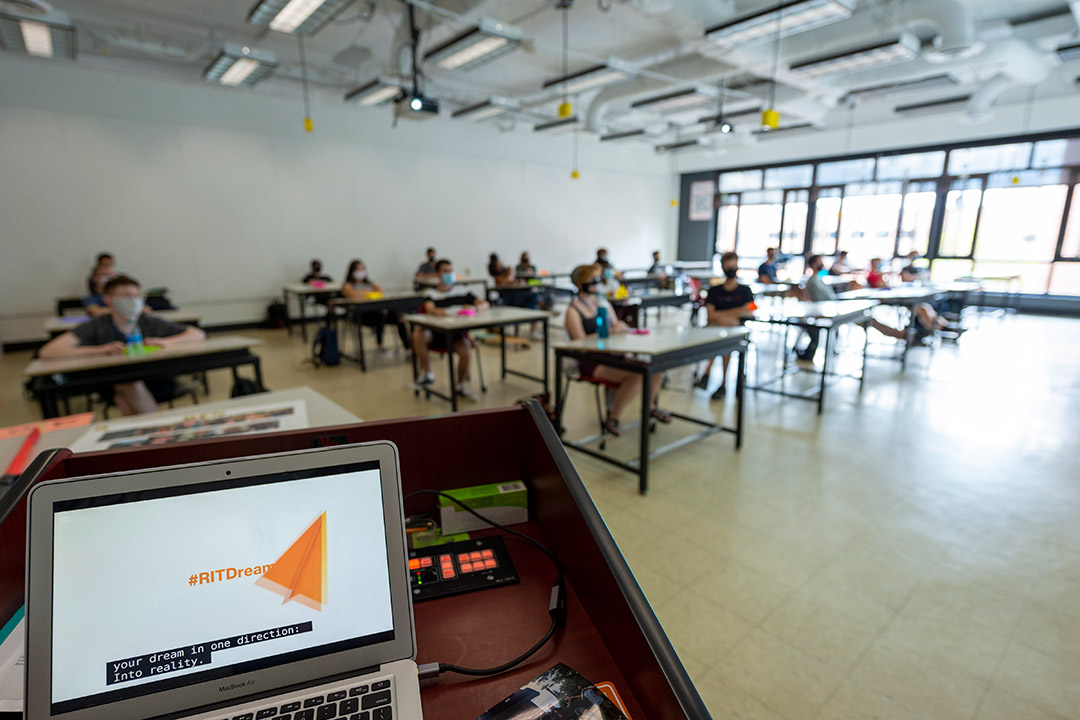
0, 57, 677, 342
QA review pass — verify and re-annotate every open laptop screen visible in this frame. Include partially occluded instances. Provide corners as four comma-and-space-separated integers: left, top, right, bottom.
48, 461, 394, 714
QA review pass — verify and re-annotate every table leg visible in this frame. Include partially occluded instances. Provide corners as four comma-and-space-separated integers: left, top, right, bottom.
554, 351, 566, 435
818, 326, 831, 415
447, 330, 458, 413
285, 289, 293, 337
639, 366, 652, 495
500, 325, 507, 380
735, 344, 746, 449
860, 322, 869, 393
410, 323, 420, 396
542, 319, 550, 396
357, 314, 367, 372
299, 293, 309, 342
39, 389, 59, 419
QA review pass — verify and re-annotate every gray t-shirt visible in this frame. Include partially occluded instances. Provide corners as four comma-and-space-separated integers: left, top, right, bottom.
805, 273, 836, 302
71, 314, 187, 346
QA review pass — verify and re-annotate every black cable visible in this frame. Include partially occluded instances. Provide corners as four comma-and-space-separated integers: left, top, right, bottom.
404, 488, 565, 678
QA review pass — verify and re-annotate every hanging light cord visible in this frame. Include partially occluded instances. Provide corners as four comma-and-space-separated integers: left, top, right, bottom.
561, 7, 569, 106
769, 2, 782, 109
298, 35, 311, 121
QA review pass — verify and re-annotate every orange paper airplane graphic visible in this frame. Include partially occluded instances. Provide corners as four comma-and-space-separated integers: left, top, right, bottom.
255, 512, 327, 611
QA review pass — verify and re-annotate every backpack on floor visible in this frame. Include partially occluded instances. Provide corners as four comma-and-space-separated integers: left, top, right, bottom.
312, 326, 340, 367
264, 300, 288, 329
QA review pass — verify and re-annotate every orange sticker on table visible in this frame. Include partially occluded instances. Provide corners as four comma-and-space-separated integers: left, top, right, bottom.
0, 413, 94, 440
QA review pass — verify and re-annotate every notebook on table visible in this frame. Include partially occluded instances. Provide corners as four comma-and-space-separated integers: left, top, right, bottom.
23, 443, 422, 720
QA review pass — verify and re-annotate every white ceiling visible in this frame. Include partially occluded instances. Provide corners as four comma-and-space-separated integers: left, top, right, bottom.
4, 0, 1080, 148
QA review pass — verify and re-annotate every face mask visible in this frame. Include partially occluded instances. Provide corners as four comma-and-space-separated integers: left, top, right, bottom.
582, 280, 600, 294
441, 272, 456, 286
723, 267, 739, 279
522, 258, 530, 265
603, 268, 615, 280
113, 296, 144, 320
353, 270, 367, 282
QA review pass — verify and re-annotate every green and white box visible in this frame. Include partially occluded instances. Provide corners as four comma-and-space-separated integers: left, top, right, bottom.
439, 481, 528, 534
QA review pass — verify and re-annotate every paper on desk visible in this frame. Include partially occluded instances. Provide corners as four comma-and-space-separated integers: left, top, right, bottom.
0, 610, 25, 713
0, 414, 95, 441
68, 400, 309, 453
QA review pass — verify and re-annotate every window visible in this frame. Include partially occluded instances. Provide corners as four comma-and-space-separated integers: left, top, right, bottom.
1048, 263, 1080, 295
734, 190, 784, 259
715, 195, 739, 252
719, 170, 762, 192
1061, 185, 1080, 258
1031, 139, 1080, 169
876, 151, 945, 180
765, 164, 813, 189
947, 142, 1032, 174
896, 185, 936, 257
838, 183, 903, 264
816, 158, 875, 185
781, 189, 808, 255
811, 188, 842, 255
939, 179, 982, 257
970, 183, 1066, 293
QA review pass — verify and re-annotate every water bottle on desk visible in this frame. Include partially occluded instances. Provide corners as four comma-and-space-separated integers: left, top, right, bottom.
597, 304, 610, 339
124, 327, 144, 356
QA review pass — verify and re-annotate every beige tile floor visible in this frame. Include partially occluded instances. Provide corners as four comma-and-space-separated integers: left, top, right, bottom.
3, 310, 1079, 720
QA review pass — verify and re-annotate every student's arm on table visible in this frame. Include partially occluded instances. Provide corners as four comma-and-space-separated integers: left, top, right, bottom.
38, 332, 123, 358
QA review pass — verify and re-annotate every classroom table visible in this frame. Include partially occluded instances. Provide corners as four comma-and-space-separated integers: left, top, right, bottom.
23, 335, 265, 419
5, 403, 713, 720
404, 306, 551, 412
611, 290, 694, 328
553, 326, 749, 494
327, 293, 426, 371
749, 300, 876, 414
413, 276, 489, 295
618, 274, 662, 294
282, 282, 343, 341
42, 309, 202, 337
955, 274, 1018, 312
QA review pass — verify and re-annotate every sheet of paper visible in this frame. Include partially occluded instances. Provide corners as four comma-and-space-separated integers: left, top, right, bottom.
0, 414, 95, 441
68, 400, 309, 453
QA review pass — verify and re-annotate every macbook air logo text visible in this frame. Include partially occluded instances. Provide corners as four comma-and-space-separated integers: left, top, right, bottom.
219, 681, 254, 692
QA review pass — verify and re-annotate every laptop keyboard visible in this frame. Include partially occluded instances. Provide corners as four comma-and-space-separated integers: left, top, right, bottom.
220, 677, 394, 720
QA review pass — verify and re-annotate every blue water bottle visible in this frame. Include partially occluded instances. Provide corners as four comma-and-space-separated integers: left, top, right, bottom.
597, 305, 610, 339
124, 327, 144, 356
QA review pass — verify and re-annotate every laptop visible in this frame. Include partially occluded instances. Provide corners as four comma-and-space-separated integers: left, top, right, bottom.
23, 442, 423, 720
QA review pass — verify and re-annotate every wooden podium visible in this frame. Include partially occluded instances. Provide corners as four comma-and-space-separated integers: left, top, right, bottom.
0, 402, 710, 720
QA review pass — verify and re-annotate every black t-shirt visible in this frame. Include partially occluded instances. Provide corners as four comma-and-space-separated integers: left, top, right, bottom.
426, 290, 477, 309
302, 273, 332, 283
71, 315, 187, 345
705, 283, 754, 311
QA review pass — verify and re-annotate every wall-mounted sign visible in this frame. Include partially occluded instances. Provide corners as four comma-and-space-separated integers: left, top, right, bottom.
688, 180, 716, 221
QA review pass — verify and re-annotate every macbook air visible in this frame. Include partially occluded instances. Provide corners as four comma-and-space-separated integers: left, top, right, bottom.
24, 442, 422, 720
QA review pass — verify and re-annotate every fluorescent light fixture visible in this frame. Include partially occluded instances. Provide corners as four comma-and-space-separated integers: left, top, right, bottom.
1058, 43, 1080, 63
543, 58, 636, 94
203, 44, 277, 87
655, 138, 708, 154
753, 121, 816, 136
344, 78, 402, 106
0, 14, 77, 59
533, 117, 583, 134
248, 0, 355, 35
705, 0, 854, 47
423, 18, 522, 72
843, 73, 959, 102
600, 129, 647, 142
452, 96, 518, 121
894, 94, 972, 116
631, 85, 719, 113
790, 32, 920, 79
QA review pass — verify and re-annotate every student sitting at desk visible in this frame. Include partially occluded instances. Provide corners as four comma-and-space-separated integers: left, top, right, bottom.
758, 247, 780, 284
796, 254, 836, 362
697, 251, 755, 400
342, 259, 410, 353
415, 247, 439, 282
488, 253, 516, 286
413, 259, 489, 398
829, 250, 852, 276
516, 252, 536, 276
866, 258, 888, 289
596, 247, 622, 279
565, 264, 669, 436
302, 259, 332, 284
86, 252, 115, 294
39, 275, 206, 415
84, 255, 120, 317
647, 251, 667, 278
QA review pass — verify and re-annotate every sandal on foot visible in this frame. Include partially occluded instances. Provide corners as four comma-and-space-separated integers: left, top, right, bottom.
650, 408, 673, 423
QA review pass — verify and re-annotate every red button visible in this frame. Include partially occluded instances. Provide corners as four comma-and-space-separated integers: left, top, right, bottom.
481, 549, 494, 559
420, 557, 433, 567
470, 551, 483, 561
442, 569, 454, 579
484, 559, 497, 569
408, 559, 421, 570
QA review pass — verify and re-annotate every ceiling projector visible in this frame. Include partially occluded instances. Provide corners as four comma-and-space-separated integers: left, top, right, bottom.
394, 93, 440, 120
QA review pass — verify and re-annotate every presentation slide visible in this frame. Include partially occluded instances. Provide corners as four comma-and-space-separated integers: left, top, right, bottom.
49, 468, 394, 706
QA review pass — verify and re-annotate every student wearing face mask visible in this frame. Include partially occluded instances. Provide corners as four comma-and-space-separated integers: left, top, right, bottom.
564, 264, 670, 436
342, 259, 410, 353
696, 251, 755, 400
596, 261, 621, 297
413, 259, 489, 397
796, 254, 836, 362
40, 275, 206, 415
516, 252, 536, 276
